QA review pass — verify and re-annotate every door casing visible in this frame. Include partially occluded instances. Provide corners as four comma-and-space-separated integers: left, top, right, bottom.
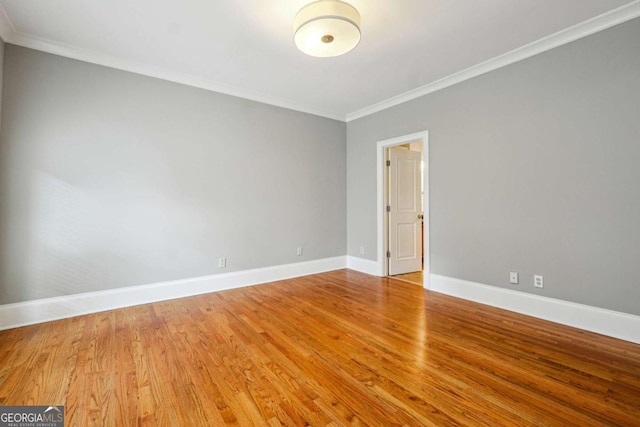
376, 131, 430, 288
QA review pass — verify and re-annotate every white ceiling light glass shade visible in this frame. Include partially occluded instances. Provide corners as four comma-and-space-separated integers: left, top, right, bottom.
294, 0, 361, 58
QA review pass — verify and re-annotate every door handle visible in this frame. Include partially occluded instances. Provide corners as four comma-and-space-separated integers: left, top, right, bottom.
418, 214, 424, 219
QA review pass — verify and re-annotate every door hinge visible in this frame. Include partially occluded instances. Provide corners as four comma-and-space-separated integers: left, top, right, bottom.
386, 251, 391, 258
386, 160, 391, 166
386, 205, 391, 212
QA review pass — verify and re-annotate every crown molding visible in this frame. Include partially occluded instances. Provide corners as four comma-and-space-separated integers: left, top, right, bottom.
3, 31, 345, 122
346, 0, 640, 122
0, 2, 15, 42
1, 1, 639, 122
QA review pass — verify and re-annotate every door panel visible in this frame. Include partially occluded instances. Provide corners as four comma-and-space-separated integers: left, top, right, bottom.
396, 222, 418, 259
388, 148, 422, 275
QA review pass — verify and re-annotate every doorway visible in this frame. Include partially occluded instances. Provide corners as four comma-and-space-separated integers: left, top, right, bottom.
376, 131, 429, 288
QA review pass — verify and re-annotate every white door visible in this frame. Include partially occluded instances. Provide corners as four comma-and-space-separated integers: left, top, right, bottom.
388, 147, 422, 275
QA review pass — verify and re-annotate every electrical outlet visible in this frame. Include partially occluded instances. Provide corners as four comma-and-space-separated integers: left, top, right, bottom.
359, 246, 365, 255
510, 272, 519, 284
534, 275, 544, 288
218, 257, 226, 268
296, 247, 303, 256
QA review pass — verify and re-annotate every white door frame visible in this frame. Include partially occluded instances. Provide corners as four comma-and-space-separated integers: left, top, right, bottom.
376, 131, 430, 289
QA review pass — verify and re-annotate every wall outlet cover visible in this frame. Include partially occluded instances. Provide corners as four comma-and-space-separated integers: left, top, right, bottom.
510, 272, 519, 284
534, 275, 544, 288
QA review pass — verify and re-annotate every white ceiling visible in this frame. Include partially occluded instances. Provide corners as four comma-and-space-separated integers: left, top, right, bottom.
0, 0, 639, 121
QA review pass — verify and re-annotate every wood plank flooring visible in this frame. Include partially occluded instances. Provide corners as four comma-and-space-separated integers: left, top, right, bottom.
0, 269, 639, 426
390, 271, 424, 286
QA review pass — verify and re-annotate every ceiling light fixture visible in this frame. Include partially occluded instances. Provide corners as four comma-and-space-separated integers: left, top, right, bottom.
294, 0, 361, 58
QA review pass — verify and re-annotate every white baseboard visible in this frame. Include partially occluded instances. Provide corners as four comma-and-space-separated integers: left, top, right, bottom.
430, 274, 640, 344
0, 256, 347, 331
346, 255, 381, 276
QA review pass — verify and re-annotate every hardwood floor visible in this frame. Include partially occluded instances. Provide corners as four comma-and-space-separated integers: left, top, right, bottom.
1, 269, 639, 426
390, 270, 424, 286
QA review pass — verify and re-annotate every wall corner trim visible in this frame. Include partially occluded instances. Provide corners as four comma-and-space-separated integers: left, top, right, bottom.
0, 256, 347, 331
430, 274, 640, 344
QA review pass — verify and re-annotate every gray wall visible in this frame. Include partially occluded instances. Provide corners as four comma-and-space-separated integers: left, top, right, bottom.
347, 18, 640, 315
0, 45, 346, 304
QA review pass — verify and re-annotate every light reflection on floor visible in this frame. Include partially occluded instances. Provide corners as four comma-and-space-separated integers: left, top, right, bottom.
389, 270, 423, 286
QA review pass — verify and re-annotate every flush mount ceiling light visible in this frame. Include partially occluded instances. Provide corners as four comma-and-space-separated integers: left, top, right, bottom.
294, 0, 361, 58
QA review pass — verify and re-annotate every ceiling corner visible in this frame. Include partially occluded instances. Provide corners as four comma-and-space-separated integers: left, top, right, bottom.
346, 0, 640, 122
0, 2, 15, 42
